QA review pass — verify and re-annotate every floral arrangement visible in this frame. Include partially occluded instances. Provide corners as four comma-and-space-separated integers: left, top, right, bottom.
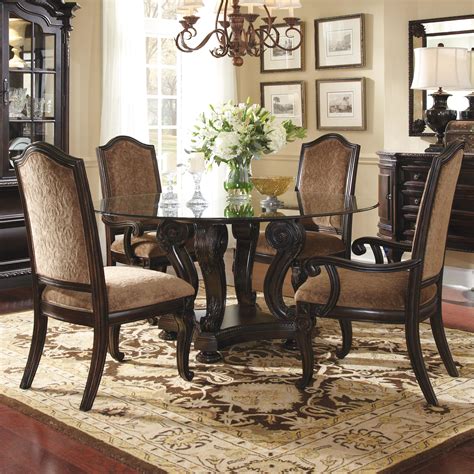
191, 99, 306, 169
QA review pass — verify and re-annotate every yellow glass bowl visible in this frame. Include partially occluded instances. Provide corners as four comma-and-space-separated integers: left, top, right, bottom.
251, 176, 294, 197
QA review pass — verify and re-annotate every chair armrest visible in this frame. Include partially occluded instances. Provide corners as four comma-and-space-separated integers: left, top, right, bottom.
101, 217, 145, 262
300, 256, 421, 318
352, 237, 412, 263
304, 255, 422, 277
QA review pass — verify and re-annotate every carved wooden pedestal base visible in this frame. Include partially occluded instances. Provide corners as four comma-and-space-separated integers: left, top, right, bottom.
157, 219, 305, 363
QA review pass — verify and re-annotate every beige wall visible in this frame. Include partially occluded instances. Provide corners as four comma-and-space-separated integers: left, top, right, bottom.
236, 0, 474, 270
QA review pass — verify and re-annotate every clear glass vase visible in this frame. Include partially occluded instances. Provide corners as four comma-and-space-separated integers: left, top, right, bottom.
224, 161, 253, 203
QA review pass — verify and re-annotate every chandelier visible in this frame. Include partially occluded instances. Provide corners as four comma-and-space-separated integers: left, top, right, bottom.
175, 0, 303, 66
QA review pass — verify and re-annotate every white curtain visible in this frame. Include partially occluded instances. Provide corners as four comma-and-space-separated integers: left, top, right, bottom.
100, 0, 149, 144
180, 0, 238, 205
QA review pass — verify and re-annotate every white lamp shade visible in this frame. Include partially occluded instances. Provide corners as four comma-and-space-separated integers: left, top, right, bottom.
239, 0, 266, 6
276, 0, 302, 8
177, 0, 205, 15
411, 47, 472, 91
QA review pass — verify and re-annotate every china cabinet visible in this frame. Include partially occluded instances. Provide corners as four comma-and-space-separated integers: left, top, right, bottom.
0, 0, 78, 287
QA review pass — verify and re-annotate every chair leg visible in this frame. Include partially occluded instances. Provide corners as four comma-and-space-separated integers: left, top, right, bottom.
295, 302, 314, 389
80, 326, 108, 412
430, 307, 459, 377
20, 313, 48, 390
108, 325, 125, 362
336, 320, 352, 359
174, 301, 195, 382
405, 317, 438, 406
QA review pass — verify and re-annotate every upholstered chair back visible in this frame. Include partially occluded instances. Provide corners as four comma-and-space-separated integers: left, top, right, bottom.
97, 136, 161, 199
14, 144, 103, 286
412, 142, 464, 281
296, 134, 360, 229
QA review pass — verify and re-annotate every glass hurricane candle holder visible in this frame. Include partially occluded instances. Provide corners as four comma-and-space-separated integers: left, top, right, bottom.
186, 152, 208, 209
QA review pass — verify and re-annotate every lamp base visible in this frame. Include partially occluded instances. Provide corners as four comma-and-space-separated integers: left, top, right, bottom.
424, 90, 457, 151
424, 143, 445, 153
459, 94, 474, 121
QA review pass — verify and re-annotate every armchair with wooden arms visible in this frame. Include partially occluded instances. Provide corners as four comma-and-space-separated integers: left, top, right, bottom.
293, 141, 465, 406
254, 133, 360, 349
15, 143, 196, 411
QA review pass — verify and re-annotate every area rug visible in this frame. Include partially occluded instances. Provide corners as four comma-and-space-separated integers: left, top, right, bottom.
0, 287, 473, 473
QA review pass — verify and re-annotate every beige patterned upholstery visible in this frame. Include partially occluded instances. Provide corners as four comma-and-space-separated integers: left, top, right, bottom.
18, 152, 90, 284
298, 137, 352, 229
43, 266, 195, 313
295, 267, 437, 312
111, 233, 195, 259
100, 139, 160, 197
111, 233, 168, 259
412, 149, 464, 281
256, 231, 345, 258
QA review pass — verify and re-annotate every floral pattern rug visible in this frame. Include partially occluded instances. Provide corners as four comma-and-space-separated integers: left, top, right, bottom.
0, 287, 473, 473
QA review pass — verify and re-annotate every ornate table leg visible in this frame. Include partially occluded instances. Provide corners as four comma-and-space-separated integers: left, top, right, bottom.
232, 222, 259, 307
264, 220, 306, 320
194, 223, 229, 363
156, 221, 199, 340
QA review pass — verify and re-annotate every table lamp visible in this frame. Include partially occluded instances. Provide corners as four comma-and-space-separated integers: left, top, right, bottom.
460, 48, 474, 120
411, 45, 471, 152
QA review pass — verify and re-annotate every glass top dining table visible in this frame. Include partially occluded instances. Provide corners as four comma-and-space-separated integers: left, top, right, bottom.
97, 190, 376, 223
95, 190, 378, 363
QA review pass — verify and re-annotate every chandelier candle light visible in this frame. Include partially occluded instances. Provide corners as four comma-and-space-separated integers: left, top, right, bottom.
176, 0, 302, 66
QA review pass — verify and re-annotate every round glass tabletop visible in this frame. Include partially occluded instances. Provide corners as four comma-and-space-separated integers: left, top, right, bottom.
95, 190, 378, 223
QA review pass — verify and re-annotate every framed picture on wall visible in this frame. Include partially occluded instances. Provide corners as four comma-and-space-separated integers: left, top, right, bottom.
316, 78, 366, 130
260, 81, 306, 127
260, 23, 305, 73
315, 14, 365, 69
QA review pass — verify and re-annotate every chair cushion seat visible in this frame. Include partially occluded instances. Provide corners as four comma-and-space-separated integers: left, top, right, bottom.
42, 266, 195, 313
111, 232, 167, 259
256, 230, 346, 259
295, 267, 437, 311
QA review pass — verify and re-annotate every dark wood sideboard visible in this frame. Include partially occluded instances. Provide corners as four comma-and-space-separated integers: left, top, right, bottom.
0, 1, 78, 289
377, 151, 474, 255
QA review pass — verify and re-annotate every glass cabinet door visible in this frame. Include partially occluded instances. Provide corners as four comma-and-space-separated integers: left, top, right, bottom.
7, 12, 58, 169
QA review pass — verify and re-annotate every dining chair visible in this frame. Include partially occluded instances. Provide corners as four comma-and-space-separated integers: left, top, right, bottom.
255, 133, 360, 351
15, 143, 196, 411
294, 141, 465, 406
96, 135, 171, 271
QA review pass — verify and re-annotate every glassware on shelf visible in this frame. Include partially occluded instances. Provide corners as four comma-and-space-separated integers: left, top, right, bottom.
160, 171, 179, 206
8, 88, 27, 118
26, 97, 46, 119
186, 152, 208, 209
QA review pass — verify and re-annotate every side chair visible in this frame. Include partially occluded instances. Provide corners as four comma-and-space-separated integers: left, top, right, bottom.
97, 135, 197, 339
97, 135, 171, 272
15, 143, 196, 411
255, 133, 360, 351
294, 141, 465, 406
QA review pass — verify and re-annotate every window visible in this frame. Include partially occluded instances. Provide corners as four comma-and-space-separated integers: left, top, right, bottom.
144, 0, 180, 169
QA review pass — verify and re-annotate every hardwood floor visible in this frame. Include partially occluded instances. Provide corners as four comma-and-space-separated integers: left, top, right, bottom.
0, 263, 472, 473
